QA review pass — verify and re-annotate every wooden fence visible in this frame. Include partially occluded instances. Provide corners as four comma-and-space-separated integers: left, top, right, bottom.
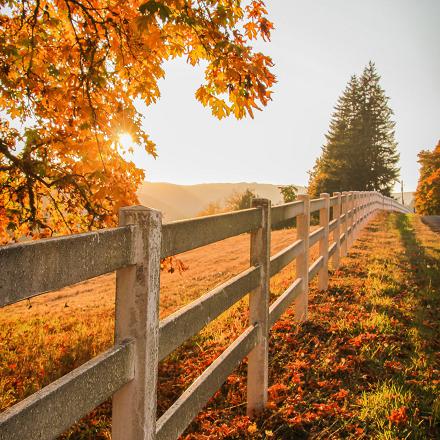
0, 191, 410, 440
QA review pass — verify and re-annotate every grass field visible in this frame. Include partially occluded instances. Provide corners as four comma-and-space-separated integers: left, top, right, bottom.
1, 212, 439, 439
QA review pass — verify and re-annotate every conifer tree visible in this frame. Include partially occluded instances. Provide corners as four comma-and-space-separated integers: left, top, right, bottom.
308, 62, 399, 197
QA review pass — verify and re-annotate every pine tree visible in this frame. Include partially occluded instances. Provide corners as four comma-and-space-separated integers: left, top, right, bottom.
308, 62, 399, 197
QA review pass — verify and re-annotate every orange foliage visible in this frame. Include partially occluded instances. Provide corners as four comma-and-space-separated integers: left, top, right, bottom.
415, 140, 440, 215
0, 0, 275, 242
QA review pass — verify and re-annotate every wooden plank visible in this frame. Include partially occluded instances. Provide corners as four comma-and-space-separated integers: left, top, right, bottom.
308, 256, 324, 280
269, 239, 304, 277
161, 208, 261, 258
340, 232, 346, 243
270, 201, 304, 226
328, 242, 337, 257
309, 226, 324, 247
328, 218, 338, 233
310, 198, 325, 213
329, 196, 339, 207
0, 340, 134, 440
159, 265, 259, 361
156, 325, 258, 440
269, 278, 302, 326
0, 226, 134, 307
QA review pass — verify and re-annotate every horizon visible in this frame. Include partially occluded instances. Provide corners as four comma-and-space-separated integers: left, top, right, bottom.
140, 180, 414, 195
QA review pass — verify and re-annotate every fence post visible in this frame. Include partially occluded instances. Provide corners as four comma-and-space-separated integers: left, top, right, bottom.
318, 193, 330, 290
295, 194, 310, 321
247, 198, 271, 417
332, 192, 341, 269
342, 192, 348, 257
348, 192, 354, 248
354, 192, 359, 237
113, 206, 161, 440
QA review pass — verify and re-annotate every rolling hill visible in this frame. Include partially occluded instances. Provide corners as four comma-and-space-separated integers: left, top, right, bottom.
137, 182, 306, 221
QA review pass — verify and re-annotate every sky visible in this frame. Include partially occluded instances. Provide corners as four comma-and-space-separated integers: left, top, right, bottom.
132, 0, 440, 191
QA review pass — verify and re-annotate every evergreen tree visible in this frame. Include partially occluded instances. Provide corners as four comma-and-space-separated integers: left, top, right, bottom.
308, 62, 399, 197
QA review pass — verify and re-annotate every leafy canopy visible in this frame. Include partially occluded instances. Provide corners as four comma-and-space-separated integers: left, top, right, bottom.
308, 62, 399, 197
0, 0, 275, 243
414, 140, 440, 215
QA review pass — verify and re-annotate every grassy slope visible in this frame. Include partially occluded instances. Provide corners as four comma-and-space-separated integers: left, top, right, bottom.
1, 213, 439, 439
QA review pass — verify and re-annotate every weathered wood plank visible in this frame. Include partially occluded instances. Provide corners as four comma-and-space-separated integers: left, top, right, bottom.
329, 196, 339, 207
156, 325, 258, 440
269, 278, 302, 326
159, 266, 259, 361
0, 340, 134, 440
269, 239, 304, 277
310, 198, 325, 213
308, 256, 324, 280
328, 218, 338, 233
161, 208, 261, 258
309, 226, 324, 247
270, 201, 304, 226
340, 232, 346, 243
0, 226, 134, 307
328, 242, 337, 257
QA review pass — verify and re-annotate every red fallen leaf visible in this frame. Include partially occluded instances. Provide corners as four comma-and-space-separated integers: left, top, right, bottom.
266, 401, 277, 410
268, 383, 288, 403
8, 363, 17, 370
332, 388, 349, 400
388, 406, 408, 425
384, 360, 403, 371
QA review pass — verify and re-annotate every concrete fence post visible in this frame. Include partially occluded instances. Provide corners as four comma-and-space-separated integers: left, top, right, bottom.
113, 206, 162, 440
318, 193, 330, 290
342, 192, 349, 257
332, 192, 341, 269
247, 198, 271, 417
295, 194, 310, 322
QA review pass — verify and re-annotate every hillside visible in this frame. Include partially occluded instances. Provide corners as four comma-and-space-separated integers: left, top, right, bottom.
137, 182, 306, 221
137, 183, 414, 221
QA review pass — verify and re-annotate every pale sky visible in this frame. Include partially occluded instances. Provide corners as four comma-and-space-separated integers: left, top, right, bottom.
132, 0, 440, 192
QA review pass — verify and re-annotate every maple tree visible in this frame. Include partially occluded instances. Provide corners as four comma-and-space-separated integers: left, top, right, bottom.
0, 0, 275, 243
414, 140, 440, 215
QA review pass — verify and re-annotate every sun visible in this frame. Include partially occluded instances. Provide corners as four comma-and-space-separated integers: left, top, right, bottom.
118, 132, 134, 150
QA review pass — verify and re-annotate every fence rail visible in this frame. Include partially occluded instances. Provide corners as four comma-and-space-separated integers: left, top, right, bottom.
0, 191, 410, 440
